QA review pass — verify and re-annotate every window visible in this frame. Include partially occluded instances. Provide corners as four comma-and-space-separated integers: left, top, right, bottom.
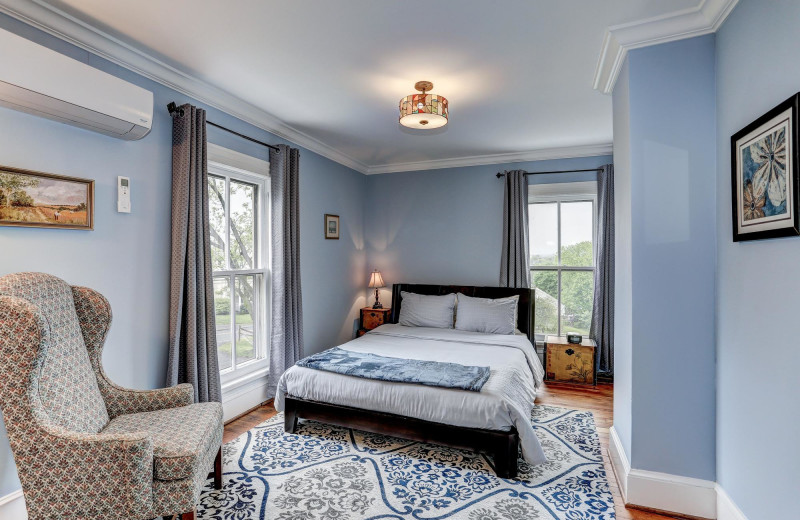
207, 151, 270, 384
529, 182, 596, 338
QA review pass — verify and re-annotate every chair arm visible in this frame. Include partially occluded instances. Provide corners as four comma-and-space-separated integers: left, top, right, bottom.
102, 382, 195, 418
22, 425, 155, 518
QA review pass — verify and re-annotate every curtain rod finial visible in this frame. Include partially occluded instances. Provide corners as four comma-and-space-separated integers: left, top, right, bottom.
167, 102, 184, 117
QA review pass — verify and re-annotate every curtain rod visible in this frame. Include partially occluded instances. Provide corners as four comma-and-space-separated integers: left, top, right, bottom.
495, 167, 601, 178
167, 102, 280, 153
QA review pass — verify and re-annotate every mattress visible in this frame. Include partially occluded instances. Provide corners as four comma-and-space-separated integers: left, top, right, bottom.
275, 323, 547, 465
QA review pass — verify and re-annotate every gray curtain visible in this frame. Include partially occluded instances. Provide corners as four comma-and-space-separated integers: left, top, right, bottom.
267, 144, 303, 397
166, 103, 221, 403
499, 170, 531, 288
590, 164, 615, 376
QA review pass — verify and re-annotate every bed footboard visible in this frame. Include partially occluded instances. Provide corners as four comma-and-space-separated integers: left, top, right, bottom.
283, 395, 519, 479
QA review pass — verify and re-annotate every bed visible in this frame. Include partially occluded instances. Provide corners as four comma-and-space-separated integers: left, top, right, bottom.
275, 283, 544, 478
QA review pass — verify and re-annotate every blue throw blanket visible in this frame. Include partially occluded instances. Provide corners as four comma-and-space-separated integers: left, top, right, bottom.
295, 347, 490, 392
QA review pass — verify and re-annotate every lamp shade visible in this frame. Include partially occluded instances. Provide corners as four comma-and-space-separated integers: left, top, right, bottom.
399, 93, 449, 129
368, 270, 385, 288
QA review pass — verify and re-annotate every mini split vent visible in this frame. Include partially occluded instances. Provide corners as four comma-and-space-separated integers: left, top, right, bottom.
0, 27, 153, 140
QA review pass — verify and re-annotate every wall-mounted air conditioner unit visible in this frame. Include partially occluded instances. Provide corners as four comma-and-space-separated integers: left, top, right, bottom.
0, 27, 153, 140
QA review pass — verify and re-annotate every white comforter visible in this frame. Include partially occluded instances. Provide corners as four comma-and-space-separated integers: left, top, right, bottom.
275, 324, 547, 465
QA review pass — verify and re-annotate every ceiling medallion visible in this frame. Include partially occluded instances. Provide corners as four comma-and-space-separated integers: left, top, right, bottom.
399, 80, 448, 129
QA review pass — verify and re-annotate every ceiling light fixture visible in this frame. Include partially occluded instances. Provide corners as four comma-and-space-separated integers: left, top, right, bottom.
399, 81, 448, 129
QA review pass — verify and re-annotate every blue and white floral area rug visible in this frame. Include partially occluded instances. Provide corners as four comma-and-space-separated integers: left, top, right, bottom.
197, 405, 615, 519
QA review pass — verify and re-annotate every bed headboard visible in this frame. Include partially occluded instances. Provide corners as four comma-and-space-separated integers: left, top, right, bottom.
390, 284, 534, 341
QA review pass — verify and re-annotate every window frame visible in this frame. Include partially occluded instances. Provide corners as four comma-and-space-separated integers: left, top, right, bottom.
208, 152, 271, 389
529, 182, 597, 338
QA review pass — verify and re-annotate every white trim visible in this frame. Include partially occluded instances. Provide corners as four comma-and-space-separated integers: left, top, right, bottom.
609, 426, 717, 519
221, 368, 270, 423
208, 143, 269, 176
365, 144, 613, 175
0, 489, 26, 520
627, 468, 717, 519
592, 0, 738, 94
529, 181, 597, 201
0, 0, 370, 173
716, 485, 749, 520
608, 425, 631, 502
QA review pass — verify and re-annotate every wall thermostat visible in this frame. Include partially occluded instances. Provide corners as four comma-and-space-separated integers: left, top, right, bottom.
117, 176, 130, 213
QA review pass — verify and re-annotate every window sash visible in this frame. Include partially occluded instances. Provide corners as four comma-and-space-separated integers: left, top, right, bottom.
529, 196, 597, 337
208, 162, 270, 381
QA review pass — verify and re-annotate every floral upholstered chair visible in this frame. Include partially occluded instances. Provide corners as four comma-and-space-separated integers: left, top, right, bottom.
0, 273, 223, 520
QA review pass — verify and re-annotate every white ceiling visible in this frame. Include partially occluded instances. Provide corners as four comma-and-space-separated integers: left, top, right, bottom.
18, 0, 706, 172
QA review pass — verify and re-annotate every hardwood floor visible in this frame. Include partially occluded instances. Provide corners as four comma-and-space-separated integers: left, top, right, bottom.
223, 384, 684, 520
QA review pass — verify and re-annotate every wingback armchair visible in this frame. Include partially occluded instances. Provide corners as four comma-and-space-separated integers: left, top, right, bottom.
0, 273, 223, 520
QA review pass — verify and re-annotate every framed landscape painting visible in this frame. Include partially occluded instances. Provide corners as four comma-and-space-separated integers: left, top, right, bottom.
0, 166, 94, 230
731, 93, 800, 241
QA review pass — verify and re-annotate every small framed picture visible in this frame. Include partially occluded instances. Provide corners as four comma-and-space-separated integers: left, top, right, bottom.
0, 165, 94, 230
324, 213, 339, 239
731, 93, 800, 241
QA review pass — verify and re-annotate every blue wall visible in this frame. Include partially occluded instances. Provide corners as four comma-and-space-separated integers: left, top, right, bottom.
611, 59, 633, 458
363, 155, 611, 303
0, 14, 365, 496
716, 0, 800, 516
612, 36, 717, 481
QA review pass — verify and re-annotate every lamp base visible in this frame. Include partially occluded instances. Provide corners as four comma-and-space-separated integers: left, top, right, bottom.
372, 301, 383, 309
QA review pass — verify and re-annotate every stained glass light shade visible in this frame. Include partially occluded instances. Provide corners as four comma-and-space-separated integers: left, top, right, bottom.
399, 93, 449, 129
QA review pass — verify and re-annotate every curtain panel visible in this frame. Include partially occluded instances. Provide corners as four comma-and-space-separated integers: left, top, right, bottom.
267, 144, 304, 397
590, 164, 615, 376
499, 170, 531, 288
166, 103, 222, 403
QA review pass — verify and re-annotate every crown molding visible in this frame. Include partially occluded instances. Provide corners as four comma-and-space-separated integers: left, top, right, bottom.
365, 143, 613, 175
593, 0, 738, 94
0, 0, 370, 173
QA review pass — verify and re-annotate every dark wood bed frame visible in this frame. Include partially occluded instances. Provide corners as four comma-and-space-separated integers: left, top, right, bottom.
283, 283, 535, 478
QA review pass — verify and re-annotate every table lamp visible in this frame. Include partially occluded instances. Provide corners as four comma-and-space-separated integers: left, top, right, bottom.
368, 270, 385, 309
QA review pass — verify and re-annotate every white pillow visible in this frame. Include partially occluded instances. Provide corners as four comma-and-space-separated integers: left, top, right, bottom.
398, 291, 456, 329
454, 293, 519, 335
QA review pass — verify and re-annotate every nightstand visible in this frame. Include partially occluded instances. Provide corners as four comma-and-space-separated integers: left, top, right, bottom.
544, 335, 597, 385
358, 307, 391, 337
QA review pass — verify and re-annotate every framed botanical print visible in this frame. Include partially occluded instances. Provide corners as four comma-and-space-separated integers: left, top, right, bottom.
0, 166, 94, 230
324, 213, 339, 239
731, 93, 800, 241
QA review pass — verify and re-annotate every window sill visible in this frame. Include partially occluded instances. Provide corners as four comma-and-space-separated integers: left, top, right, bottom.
221, 364, 269, 398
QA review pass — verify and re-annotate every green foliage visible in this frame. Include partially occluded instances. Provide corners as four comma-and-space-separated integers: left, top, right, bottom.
0, 173, 38, 208
533, 241, 594, 333
215, 297, 231, 316
10, 190, 34, 207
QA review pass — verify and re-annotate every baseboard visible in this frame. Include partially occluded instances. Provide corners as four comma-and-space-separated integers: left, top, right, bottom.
608, 425, 631, 500
716, 485, 749, 520
608, 425, 716, 519
0, 489, 26, 520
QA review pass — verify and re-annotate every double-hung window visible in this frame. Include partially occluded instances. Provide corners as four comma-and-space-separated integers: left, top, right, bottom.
529, 181, 596, 339
207, 145, 270, 387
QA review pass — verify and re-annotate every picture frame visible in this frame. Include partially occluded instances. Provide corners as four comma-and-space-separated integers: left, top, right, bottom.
731, 93, 800, 242
324, 213, 339, 239
0, 165, 94, 230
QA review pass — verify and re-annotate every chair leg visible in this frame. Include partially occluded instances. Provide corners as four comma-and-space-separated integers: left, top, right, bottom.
214, 446, 223, 490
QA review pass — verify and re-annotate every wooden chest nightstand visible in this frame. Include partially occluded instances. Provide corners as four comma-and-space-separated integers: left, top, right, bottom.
358, 307, 391, 337
544, 335, 597, 385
